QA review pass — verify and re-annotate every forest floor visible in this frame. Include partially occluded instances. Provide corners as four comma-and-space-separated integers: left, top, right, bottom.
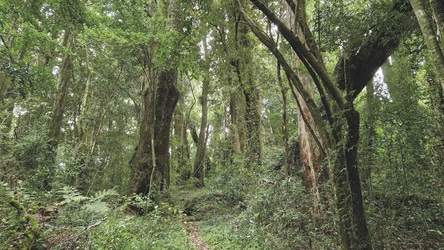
182, 192, 210, 250
1, 172, 443, 249
183, 216, 209, 250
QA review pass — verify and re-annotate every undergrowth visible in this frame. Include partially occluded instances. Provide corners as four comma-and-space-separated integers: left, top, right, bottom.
1, 164, 442, 249
0, 180, 192, 249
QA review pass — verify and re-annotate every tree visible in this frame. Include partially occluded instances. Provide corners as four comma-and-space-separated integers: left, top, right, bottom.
238, 0, 414, 248
235, 1, 263, 167
409, 0, 444, 98
193, 36, 210, 187
130, 0, 187, 197
429, 0, 444, 48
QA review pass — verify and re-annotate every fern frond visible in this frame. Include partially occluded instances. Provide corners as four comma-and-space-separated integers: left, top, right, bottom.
91, 188, 119, 202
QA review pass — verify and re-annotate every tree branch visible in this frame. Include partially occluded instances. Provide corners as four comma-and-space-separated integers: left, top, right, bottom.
249, 0, 347, 109
237, 2, 334, 152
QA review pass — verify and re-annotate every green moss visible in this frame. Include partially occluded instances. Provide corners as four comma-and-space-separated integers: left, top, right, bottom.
9, 195, 25, 215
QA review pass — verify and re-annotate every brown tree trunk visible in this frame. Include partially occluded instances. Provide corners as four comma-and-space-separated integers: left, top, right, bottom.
193, 39, 210, 187
130, 0, 183, 198
277, 63, 290, 177
287, 0, 328, 216
131, 67, 180, 196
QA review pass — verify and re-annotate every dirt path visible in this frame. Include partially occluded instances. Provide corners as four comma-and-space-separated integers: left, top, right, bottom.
184, 218, 209, 250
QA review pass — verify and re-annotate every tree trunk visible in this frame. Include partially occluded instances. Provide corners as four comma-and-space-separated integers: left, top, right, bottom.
429, 0, 444, 48
173, 95, 191, 181
287, 0, 328, 216
235, 7, 262, 167
363, 82, 376, 194
130, 0, 183, 197
409, 0, 444, 92
48, 28, 77, 147
277, 63, 290, 177
193, 39, 210, 187
239, 0, 404, 248
229, 90, 246, 156
131, 67, 180, 196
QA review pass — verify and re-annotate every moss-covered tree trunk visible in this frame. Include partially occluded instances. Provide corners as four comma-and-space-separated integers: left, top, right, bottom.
235, 4, 262, 167
429, 0, 444, 48
229, 90, 246, 156
277, 62, 290, 177
130, 0, 183, 197
48, 28, 76, 147
192, 77, 209, 187
173, 94, 191, 181
409, 0, 444, 92
131, 67, 180, 196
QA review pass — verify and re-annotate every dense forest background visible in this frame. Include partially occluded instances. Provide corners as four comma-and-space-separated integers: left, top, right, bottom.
0, 0, 443, 249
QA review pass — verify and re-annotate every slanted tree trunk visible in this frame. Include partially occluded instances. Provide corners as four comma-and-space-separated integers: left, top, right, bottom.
409, 0, 444, 92
429, 0, 444, 48
48, 28, 77, 148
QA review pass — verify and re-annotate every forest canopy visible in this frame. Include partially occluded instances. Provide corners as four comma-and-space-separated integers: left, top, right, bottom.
0, 0, 443, 249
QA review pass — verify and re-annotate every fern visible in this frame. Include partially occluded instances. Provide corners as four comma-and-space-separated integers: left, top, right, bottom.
84, 201, 109, 213
57, 186, 90, 205
91, 188, 119, 202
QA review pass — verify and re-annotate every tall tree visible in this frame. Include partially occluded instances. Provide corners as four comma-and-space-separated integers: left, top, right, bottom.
130, 0, 187, 197
429, 0, 444, 48
193, 36, 210, 187
48, 28, 77, 147
238, 0, 414, 248
234, 0, 263, 166
285, 0, 328, 213
409, 0, 444, 95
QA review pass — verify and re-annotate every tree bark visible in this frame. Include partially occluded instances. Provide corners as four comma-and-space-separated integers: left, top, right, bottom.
229, 91, 246, 156
409, 0, 444, 92
277, 63, 290, 177
287, 0, 328, 214
193, 39, 210, 187
131, 68, 180, 196
234, 4, 263, 166
363, 82, 376, 194
48, 28, 77, 147
173, 95, 191, 180
130, 0, 183, 197
429, 0, 444, 48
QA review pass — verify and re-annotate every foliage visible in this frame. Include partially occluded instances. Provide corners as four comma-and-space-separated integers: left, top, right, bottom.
0, 0, 443, 248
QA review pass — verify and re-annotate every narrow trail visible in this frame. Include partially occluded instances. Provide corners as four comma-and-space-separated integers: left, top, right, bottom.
183, 218, 209, 250
181, 192, 210, 250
